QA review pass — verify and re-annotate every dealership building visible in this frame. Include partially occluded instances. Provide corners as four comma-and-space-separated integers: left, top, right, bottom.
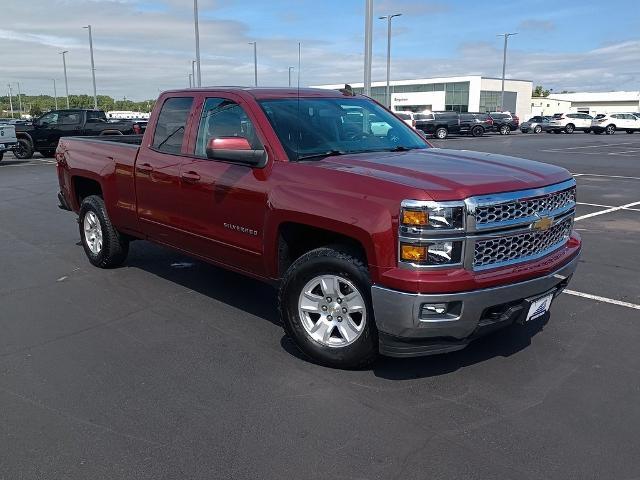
313, 75, 533, 119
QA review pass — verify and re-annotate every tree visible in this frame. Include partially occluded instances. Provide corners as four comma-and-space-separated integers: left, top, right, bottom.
533, 85, 551, 97
30, 105, 43, 118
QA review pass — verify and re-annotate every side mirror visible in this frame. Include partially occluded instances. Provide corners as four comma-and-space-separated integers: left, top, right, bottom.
205, 137, 266, 167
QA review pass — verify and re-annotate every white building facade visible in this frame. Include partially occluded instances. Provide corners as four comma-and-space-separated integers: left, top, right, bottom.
313, 76, 533, 119
542, 91, 640, 116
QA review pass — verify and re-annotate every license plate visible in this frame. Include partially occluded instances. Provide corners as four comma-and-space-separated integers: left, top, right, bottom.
525, 293, 553, 322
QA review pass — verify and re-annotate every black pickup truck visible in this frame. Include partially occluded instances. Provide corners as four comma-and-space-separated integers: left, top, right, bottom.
14, 109, 142, 159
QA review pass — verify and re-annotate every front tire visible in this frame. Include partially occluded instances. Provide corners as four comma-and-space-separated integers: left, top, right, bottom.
534, 125, 542, 134
499, 125, 510, 135
626, 130, 634, 134
605, 124, 616, 135
565, 124, 575, 134
279, 246, 378, 369
79, 195, 129, 268
13, 138, 34, 159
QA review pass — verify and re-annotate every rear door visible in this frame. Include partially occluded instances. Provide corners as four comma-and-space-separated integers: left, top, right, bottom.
135, 95, 196, 245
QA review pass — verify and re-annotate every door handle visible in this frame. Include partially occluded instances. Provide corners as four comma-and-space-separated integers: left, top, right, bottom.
181, 171, 201, 183
137, 162, 154, 174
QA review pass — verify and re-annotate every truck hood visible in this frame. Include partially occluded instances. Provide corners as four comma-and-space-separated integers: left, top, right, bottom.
315, 148, 571, 201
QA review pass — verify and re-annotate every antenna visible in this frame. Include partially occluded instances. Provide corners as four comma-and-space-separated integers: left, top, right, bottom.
296, 42, 301, 161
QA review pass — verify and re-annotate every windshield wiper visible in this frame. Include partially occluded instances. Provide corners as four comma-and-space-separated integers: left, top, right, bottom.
296, 150, 346, 161
386, 145, 415, 152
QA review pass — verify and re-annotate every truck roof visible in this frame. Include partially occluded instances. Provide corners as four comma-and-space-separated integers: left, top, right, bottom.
161, 87, 347, 100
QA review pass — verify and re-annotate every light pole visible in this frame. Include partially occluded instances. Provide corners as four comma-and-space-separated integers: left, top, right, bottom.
363, 0, 373, 96
7, 84, 14, 118
497, 32, 517, 112
83, 25, 98, 109
249, 42, 258, 86
16, 82, 23, 116
60, 50, 70, 108
379, 13, 402, 108
191, 60, 196, 87
193, 0, 202, 87
189, 73, 193, 88
53, 79, 58, 109
288, 66, 294, 87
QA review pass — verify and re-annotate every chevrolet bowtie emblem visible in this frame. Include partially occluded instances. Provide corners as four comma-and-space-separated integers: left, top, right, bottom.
532, 216, 553, 231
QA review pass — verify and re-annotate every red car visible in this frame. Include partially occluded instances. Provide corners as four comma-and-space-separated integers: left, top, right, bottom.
56, 87, 581, 368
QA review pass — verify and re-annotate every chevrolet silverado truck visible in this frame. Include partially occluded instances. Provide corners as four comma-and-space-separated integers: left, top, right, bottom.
15, 109, 138, 159
56, 87, 581, 368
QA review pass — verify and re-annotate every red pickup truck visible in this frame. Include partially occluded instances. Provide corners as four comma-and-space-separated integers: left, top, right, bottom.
56, 87, 581, 368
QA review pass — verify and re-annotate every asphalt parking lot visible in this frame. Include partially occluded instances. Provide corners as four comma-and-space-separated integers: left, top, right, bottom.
1, 133, 639, 479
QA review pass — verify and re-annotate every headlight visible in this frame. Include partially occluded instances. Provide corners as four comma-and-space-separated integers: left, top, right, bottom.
400, 240, 463, 266
400, 201, 465, 231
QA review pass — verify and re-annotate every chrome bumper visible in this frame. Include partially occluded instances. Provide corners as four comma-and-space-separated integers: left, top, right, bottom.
371, 253, 580, 357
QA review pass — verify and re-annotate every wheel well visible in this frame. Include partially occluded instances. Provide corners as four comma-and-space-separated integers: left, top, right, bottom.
72, 176, 103, 204
277, 222, 367, 276
16, 132, 33, 144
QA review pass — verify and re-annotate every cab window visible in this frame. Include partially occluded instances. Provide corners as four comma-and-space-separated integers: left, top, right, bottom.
152, 97, 194, 154
194, 98, 261, 158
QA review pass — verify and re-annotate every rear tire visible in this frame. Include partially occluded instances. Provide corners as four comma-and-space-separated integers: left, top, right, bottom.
564, 124, 575, 134
279, 246, 378, 369
584, 129, 591, 134
78, 195, 129, 268
13, 138, 34, 159
534, 125, 542, 134
626, 130, 634, 134
471, 126, 484, 137
605, 124, 616, 135
435, 127, 448, 139
499, 125, 510, 135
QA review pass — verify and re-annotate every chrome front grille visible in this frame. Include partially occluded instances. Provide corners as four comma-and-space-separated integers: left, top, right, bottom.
473, 217, 573, 269
474, 187, 576, 226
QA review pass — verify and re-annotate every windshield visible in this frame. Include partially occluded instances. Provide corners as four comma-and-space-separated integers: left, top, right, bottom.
259, 97, 428, 161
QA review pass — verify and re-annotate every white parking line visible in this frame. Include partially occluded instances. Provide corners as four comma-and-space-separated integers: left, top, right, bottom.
574, 201, 640, 221
546, 142, 637, 151
563, 289, 640, 310
576, 202, 615, 208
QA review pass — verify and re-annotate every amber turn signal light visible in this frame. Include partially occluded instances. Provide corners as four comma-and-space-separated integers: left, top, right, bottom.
401, 210, 428, 226
400, 244, 427, 262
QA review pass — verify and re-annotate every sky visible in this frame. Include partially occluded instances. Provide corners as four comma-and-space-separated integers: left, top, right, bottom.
2, 0, 639, 100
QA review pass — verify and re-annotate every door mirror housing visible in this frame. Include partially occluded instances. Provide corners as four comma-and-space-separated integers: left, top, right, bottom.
205, 137, 266, 167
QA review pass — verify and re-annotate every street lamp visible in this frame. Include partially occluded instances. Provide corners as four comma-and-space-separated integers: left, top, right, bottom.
497, 32, 518, 112
53, 79, 58, 110
60, 50, 70, 108
189, 73, 193, 88
248, 42, 258, 86
193, 0, 202, 87
7, 84, 14, 118
379, 13, 402, 108
83, 25, 98, 109
192, 60, 196, 87
288, 66, 294, 87
15, 82, 23, 116
363, 0, 373, 96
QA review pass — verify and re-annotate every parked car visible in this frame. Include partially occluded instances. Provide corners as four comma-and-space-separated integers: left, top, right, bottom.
0, 122, 19, 161
55, 87, 581, 369
14, 109, 137, 159
546, 113, 593, 134
458, 112, 493, 137
394, 111, 417, 128
520, 116, 551, 134
0, 117, 29, 125
414, 111, 460, 139
591, 113, 640, 135
488, 112, 519, 135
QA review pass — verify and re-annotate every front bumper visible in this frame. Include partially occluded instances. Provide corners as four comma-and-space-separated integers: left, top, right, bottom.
371, 252, 580, 357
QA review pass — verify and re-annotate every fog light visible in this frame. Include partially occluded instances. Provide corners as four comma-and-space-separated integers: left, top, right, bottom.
423, 303, 447, 315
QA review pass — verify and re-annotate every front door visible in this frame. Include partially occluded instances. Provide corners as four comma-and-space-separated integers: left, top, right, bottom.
176, 94, 270, 275
135, 96, 195, 246
32, 111, 59, 149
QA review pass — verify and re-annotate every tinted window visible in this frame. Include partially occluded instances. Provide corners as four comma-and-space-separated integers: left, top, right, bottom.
594, 114, 606, 119
414, 113, 433, 120
40, 112, 59, 125
152, 97, 193, 154
490, 113, 507, 119
86, 110, 106, 122
395, 113, 410, 120
60, 112, 81, 125
195, 98, 261, 158
553, 113, 564, 119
